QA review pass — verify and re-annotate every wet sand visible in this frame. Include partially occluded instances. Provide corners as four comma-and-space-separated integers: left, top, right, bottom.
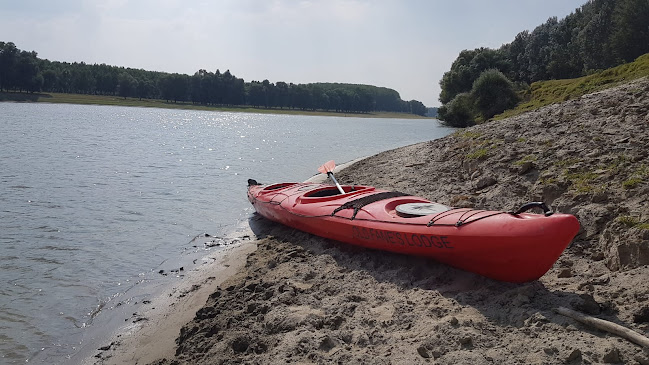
86, 158, 362, 364
84, 238, 256, 365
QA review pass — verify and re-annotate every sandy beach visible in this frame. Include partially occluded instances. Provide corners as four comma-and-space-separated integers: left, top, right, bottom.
92, 78, 649, 364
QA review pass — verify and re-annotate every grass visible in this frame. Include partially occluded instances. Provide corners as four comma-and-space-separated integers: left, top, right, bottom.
550, 157, 647, 192
0, 91, 431, 119
564, 171, 600, 193
617, 216, 649, 230
623, 178, 643, 189
496, 53, 649, 119
554, 158, 581, 168
454, 130, 482, 139
548, 157, 604, 193
466, 148, 488, 160
452, 131, 505, 161
622, 163, 649, 189
513, 154, 537, 166
607, 155, 631, 174
539, 175, 558, 185
636, 164, 649, 176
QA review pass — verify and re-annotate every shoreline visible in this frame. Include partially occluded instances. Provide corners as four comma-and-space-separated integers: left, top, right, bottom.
3, 103, 447, 364
0, 92, 433, 120
81, 232, 257, 365
84, 159, 363, 364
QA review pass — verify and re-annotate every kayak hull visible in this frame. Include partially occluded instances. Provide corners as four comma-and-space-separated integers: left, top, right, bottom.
247, 182, 580, 283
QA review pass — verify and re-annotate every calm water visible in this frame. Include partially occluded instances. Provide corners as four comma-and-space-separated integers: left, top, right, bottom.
0, 103, 452, 363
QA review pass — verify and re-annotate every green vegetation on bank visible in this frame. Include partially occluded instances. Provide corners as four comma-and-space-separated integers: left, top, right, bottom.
497, 53, 649, 119
618, 216, 649, 230
0, 91, 430, 119
0, 42, 428, 116
437, 0, 649, 127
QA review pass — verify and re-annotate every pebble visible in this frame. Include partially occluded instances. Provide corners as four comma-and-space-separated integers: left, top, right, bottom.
566, 349, 582, 362
416, 345, 430, 358
558, 268, 573, 278
475, 176, 497, 190
602, 347, 621, 363
518, 161, 535, 175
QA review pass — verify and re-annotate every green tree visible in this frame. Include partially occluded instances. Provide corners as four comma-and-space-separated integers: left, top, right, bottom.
328, 88, 342, 112
159, 74, 188, 102
576, 1, 615, 72
502, 31, 530, 82
546, 15, 583, 79
275, 81, 289, 109
72, 63, 94, 94
58, 68, 72, 93
118, 72, 137, 98
3, 40, 424, 115
354, 87, 374, 112
470, 69, 520, 119
261, 79, 273, 108
408, 100, 427, 116
438, 93, 476, 128
191, 69, 211, 105
209, 69, 223, 105
219, 70, 244, 105
439, 48, 509, 104
310, 85, 329, 111
136, 78, 154, 100
0, 41, 18, 91
94, 65, 118, 95
16, 50, 41, 92
227, 77, 245, 106
42, 69, 58, 91
247, 81, 264, 107
609, 0, 649, 63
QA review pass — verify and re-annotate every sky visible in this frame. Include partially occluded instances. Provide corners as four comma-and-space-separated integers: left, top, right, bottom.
0, 0, 587, 107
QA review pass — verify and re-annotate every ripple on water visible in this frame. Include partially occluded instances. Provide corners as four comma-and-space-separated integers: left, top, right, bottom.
0, 103, 453, 363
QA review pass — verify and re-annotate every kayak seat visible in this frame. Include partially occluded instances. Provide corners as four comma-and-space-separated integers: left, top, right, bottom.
302, 185, 372, 198
332, 191, 410, 220
308, 187, 344, 198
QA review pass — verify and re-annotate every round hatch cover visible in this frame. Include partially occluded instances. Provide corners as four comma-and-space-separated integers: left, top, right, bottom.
395, 203, 451, 217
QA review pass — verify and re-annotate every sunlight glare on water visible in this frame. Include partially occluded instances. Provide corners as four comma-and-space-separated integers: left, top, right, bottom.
0, 103, 452, 363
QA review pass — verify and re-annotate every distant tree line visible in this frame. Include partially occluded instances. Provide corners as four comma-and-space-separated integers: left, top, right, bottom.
439, 0, 649, 126
0, 41, 428, 116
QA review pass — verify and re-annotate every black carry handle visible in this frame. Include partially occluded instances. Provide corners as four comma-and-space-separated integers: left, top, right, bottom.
248, 179, 262, 186
510, 202, 554, 216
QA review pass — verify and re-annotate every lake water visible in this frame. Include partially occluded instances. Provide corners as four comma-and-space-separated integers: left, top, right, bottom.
0, 103, 452, 363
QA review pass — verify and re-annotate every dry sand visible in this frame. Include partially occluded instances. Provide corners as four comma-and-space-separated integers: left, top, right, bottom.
93, 78, 649, 364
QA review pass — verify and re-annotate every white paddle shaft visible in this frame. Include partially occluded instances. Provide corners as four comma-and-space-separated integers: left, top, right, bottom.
327, 172, 345, 194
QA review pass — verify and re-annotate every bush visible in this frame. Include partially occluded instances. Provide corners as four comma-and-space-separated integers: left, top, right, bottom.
438, 93, 476, 128
471, 69, 520, 119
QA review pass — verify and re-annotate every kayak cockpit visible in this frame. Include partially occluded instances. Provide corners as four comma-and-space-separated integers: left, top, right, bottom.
304, 185, 371, 197
298, 185, 374, 203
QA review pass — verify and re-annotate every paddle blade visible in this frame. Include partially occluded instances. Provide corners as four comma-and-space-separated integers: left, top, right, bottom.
318, 160, 336, 174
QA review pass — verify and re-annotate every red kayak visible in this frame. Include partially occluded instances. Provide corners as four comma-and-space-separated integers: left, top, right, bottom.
247, 180, 579, 283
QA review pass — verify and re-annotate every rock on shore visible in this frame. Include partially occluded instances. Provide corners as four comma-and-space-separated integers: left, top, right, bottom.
149, 78, 649, 364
